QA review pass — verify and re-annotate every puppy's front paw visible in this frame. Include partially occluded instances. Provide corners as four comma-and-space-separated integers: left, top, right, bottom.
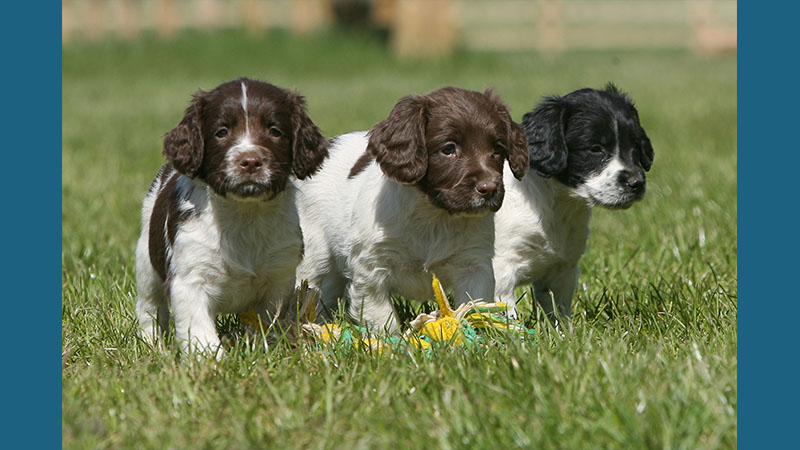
505, 305, 519, 321
180, 334, 223, 361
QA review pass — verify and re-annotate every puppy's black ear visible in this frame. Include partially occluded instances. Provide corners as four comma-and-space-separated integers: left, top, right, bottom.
640, 134, 654, 171
163, 91, 206, 178
522, 96, 568, 177
484, 89, 529, 180
367, 95, 428, 186
288, 91, 330, 180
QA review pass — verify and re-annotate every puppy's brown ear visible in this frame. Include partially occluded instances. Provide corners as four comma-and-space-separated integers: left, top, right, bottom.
484, 89, 529, 180
163, 91, 206, 178
288, 90, 330, 180
521, 96, 568, 178
367, 95, 428, 186
507, 120, 529, 180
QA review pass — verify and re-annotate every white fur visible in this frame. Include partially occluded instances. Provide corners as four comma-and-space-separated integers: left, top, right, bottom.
223, 142, 273, 192
135, 172, 303, 356
241, 81, 249, 134
493, 165, 593, 320
575, 153, 632, 207
295, 132, 497, 333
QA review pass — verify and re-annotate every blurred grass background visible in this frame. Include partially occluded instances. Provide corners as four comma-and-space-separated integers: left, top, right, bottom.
62, 27, 736, 449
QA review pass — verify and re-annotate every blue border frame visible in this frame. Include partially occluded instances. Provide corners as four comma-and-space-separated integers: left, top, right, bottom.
1, 3, 62, 447
738, 3, 798, 448
2, 1, 794, 447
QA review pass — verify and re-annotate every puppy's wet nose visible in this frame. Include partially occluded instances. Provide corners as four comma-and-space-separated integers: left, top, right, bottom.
476, 181, 498, 197
619, 171, 645, 193
628, 177, 645, 192
238, 155, 264, 173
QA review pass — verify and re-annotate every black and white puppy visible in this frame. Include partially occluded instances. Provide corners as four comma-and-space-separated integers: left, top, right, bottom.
135, 77, 329, 355
493, 84, 654, 320
295, 87, 529, 333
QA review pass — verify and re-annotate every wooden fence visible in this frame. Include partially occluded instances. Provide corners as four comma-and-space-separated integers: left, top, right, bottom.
62, 0, 736, 55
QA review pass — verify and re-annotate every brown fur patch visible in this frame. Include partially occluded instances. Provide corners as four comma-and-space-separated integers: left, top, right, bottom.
148, 167, 178, 281
348, 151, 375, 179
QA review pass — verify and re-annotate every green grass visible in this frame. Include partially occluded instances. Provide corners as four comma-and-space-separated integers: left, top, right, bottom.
62, 29, 737, 449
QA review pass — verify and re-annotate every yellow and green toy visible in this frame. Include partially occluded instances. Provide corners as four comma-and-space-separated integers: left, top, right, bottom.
299, 273, 535, 356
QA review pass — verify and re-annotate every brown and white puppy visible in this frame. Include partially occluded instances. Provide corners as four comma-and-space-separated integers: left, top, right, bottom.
135, 77, 329, 355
294, 87, 528, 333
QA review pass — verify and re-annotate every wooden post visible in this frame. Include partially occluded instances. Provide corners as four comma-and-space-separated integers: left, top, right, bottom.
84, 0, 105, 41
537, 0, 564, 53
690, 0, 737, 54
116, 0, 139, 40
393, 0, 456, 57
291, 0, 333, 36
242, 0, 266, 35
195, 0, 219, 31
157, 0, 177, 39
371, 0, 397, 28
62, 0, 72, 44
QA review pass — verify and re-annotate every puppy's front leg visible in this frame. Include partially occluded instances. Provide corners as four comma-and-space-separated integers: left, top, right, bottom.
169, 278, 222, 358
135, 237, 170, 345
136, 295, 170, 346
533, 284, 556, 319
347, 279, 399, 335
549, 266, 579, 319
135, 281, 170, 346
294, 229, 341, 321
533, 266, 578, 329
493, 269, 522, 321
451, 265, 495, 310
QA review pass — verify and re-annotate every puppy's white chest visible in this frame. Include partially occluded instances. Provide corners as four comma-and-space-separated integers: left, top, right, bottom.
221, 255, 299, 313
364, 218, 494, 297
171, 195, 302, 313
495, 175, 592, 282
217, 224, 302, 310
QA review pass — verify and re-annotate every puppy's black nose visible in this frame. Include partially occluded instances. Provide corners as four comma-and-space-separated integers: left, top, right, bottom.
476, 181, 498, 198
238, 156, 264, 173
619, 170, 645, 193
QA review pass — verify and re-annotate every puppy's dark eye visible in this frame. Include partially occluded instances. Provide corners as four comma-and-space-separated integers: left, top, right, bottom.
493, 142, 506, 158
215, 128, 228, 138
442, 143, 456, 156
269, 127, 283, 138
589, 145, 604, 153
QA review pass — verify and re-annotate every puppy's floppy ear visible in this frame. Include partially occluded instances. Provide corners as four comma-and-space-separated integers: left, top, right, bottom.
288, 90, 330, 180
484, 89, 529, 180
639, 133, 654, 171
367, 95, 428, 186
163, 91, 206, 178
505, 120, 529, 181
630, 103, 654, 172
521, 96, 568, 178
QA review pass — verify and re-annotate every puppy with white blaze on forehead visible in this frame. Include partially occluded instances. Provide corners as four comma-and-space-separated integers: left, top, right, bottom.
295, 87, 529, 333
134, 78, 329, 356
493, 84, 654, 321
